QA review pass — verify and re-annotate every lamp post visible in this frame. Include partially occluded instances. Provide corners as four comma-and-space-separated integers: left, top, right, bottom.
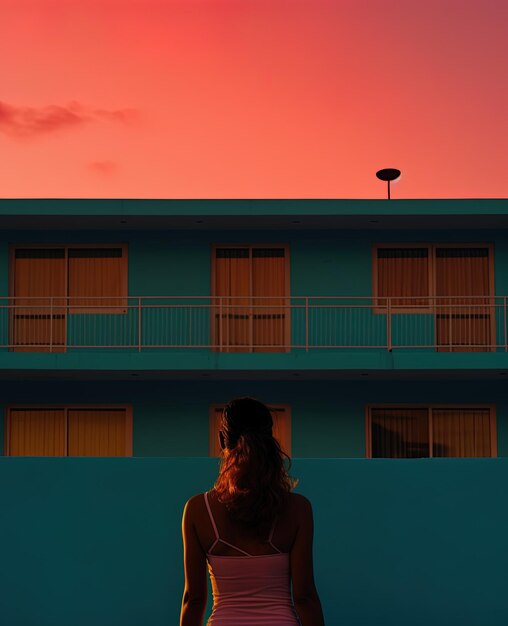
376, 168, 401, 199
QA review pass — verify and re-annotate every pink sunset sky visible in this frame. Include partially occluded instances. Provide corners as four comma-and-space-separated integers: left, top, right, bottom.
1, 0, 507, 199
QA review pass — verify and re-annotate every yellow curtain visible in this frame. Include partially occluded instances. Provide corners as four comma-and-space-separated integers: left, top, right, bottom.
432, 408, 491, 457
68, 409, 129, 456
12, 249, 66, 352
7, 409, 66, 456
6, 408, 129, 456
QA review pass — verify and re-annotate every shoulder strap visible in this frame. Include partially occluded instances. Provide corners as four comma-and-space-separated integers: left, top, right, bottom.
204, 491, 253, 556
205, 491, 281, 556
268, 516, 277, 542
204, 491, 219, 539
268, 515, 282, 553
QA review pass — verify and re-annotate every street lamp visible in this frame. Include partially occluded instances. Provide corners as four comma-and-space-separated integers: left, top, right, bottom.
376, 168, 401, 200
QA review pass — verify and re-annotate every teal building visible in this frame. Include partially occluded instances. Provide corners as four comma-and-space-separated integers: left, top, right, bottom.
1, 198, 507, 626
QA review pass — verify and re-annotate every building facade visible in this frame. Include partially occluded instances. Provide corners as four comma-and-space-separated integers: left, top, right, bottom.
1, 198, 507, 459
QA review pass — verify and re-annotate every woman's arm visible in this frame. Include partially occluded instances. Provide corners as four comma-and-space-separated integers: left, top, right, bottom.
290, 495, 325, 626
180, 597, 206, 626
180, 496, 207, 626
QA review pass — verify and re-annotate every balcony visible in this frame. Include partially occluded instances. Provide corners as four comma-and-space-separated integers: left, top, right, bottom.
1, 294, 506, 352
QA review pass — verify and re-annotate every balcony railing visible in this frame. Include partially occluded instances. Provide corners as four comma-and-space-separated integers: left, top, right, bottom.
1, 295, 506, 352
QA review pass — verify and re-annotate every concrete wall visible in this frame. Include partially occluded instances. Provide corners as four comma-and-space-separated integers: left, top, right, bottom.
1, 457, 506, 626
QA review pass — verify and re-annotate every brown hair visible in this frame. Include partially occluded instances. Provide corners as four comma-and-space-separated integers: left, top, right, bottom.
213, 396, 299, 539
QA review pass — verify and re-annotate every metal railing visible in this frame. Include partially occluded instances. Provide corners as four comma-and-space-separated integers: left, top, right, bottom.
0, 295, 506, 352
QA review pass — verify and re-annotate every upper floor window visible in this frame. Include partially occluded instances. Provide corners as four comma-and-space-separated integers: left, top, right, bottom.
9, 244, 128, 352
366, 405, 496, 458
373, 243, 495, 351
211, 245, 290, 353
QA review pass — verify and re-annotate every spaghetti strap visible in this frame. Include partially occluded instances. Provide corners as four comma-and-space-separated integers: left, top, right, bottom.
215, 538, 252, 557
202, 491, 299, 623
204, 491, 253, 557
268, 517, 277, 542
204, 491, 219, 539
204, 490, 222, 555
268, 515, 282, 553
204, 491, 283, 557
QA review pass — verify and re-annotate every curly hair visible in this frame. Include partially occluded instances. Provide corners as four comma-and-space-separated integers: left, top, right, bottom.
212, 396, 299, 539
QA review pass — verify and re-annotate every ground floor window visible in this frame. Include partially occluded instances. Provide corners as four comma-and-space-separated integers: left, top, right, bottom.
366, 405, 496, 458
209, 403, 291, 457
5, 405, 132, 456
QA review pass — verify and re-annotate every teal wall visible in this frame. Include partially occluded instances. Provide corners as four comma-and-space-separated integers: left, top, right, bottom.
1, 380, 507, 457
1, 222, 507, 623
2, 228, 508, 303
1, 457, 507, 626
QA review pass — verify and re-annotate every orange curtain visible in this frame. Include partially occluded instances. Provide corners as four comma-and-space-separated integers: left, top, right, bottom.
435, 247, 491, 351
7, 409, 66, 455
371, 407, 492, 457
12, 249, 66, 352
68, 248, 125, 313
6, 408, 130, 456
252, 248, 286, 353
377, 248, 429, 308
370, 408, 429, 458
214, 248, 250, 351
214, 247, 286, 352
432, 408, 491, 457
68, 409, 129, 456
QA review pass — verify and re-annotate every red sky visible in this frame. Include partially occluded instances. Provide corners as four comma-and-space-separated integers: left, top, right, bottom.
1, 0, 507, 198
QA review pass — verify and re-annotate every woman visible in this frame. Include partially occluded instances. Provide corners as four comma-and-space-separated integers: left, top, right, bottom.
180, 396, 325, 626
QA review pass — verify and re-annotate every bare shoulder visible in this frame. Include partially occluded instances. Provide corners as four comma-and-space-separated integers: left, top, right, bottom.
186, 493, 203, 505
288, 492, 313, 515
184, 493, 206, 515
290, 492, 312, 506
185, 490, 310, 518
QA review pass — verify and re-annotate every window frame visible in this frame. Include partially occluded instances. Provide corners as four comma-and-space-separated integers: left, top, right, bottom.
371, 242, 495, 315
9, 243, 129, 315
210, 243, 291, 353
364, 403, 497, 458
4, 404, 133, 456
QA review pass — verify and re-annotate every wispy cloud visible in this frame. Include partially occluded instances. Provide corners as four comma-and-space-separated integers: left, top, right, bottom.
92, 108, 138, 124
0, 100, 138, 139
87, 160, 118, 176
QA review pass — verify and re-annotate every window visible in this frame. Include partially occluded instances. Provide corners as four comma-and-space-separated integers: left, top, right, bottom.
5, 406, 132, 456
366, 405, 496, 458
209, 404, 291, 457
67, 247, 127, 314
211, 245, 290, 352
374, 246, 431, 311
9, 244, 128, 352
373, 243, 495, 351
